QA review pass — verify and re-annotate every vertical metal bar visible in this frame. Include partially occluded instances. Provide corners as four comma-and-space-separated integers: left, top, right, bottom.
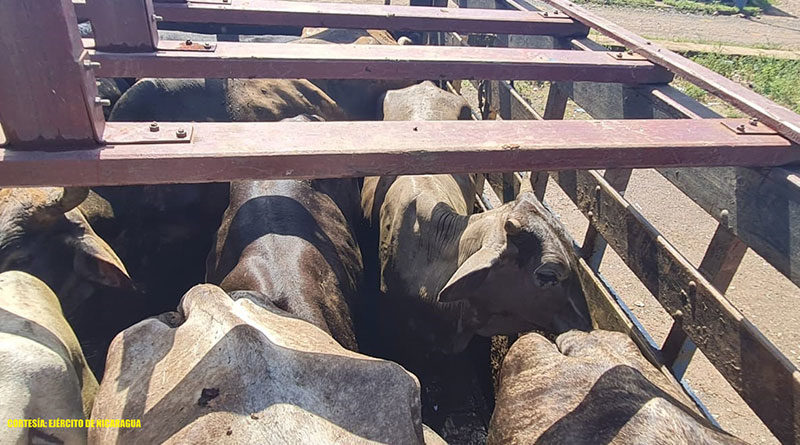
536, 81, 571, 201
583, 169, 632, 269
86, 0, 159, 52
0, 0, 103, 148
543, 81, 570, 120
532, 171, 549, 201
661, 224, 747, 378
479, 31, 518, 203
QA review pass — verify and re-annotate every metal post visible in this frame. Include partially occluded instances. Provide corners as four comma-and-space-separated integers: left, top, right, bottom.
85, 0, 159, 52
661, 224, 747, 378
0, 0, 103, 148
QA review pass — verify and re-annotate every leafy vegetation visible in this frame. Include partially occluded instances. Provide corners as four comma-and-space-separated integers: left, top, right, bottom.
573, 0, 768, 15
673, 53, 800, 115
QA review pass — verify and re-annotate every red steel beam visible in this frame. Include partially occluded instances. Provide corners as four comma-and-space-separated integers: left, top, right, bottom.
542, 0, 800, 145
85, 0, 159, 52
0, 119, 796, 187
0, 0, 104, 148
87, 41, 673, 83
74, 0, 588, 36
158, 0, 588, 36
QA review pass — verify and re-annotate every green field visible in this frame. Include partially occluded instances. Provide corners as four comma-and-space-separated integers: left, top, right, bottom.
673, 53, 800, 115
573, 0, 769, 15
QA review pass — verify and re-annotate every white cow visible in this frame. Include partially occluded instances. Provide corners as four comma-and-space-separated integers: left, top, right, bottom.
0, 271, 98, 445
91, 284, 444, 444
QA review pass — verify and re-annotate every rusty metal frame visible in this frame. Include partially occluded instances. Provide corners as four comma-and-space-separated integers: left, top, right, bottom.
3, 0, 800, 441
0, 0, 794, 153
143, 0, 589, 36
82, 42, 674, 83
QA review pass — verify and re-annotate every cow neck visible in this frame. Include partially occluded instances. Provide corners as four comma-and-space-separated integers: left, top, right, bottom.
422, 200, 470, 263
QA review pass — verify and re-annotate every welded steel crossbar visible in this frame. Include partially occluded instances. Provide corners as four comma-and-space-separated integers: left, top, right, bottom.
85, 41, 673, 83
0, 119, 796, 187
76, 0, 590, 36
1, 0, 800, 167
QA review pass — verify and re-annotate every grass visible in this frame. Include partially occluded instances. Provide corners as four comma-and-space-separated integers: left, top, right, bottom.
635, 34, 791, 51
573, 0, 768, 15
672, 53, 800, 115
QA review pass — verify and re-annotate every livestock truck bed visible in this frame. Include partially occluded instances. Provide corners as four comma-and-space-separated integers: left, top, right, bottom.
1, 0, 799, 442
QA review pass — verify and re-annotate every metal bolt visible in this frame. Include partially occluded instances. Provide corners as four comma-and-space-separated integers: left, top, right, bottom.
94, 97, 111, 107
615, 52, 623, 58
152, 14, 163, 22
587, 211, 594, 219
185, 39, 193, 46
749, 117, 759, 126
543, 11, 549, 16
736, 124, 746, 133
626, 49, 633, 55
553, 10, 559, 14
223, 0, 229, 3
688, 281, 697, 293
149, 122, 160, 132
203, 42, 212, 49
83, 60, 101, 69
672, 309, 683, 320
176, 128, 187, 138
594, 185, 601, 193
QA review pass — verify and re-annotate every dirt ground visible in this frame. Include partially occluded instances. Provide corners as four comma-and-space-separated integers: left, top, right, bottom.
581, 1, 800, 50
500, 81, 798, 444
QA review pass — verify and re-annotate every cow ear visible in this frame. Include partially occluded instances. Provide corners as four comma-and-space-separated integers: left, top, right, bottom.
73, 233, 133, 290
438, 247, 499, 302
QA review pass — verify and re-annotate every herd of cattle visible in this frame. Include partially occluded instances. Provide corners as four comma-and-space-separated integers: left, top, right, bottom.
0, 26, 749, 444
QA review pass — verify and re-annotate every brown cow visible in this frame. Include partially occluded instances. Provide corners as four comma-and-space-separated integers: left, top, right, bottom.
99, 28, 410, 330
206, 115, 364, 350
489, 330, 747, 444
0, 187, 136, 376
0, 187, 131, 316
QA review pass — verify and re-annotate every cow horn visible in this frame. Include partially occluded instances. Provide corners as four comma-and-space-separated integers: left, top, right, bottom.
518, 172, 534, 194
53, 187, 90, 213
504, 218, 522, 235
30, 187, 89, 226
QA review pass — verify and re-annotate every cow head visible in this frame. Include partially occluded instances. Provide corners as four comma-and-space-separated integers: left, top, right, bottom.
0, 187, 132, 315
437, 192, 591, 336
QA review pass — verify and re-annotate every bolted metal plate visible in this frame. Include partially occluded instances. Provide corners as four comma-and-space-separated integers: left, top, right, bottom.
721, 120, 780, 135
103, 123, 193, 144
538, 10, 571, 19
158, 40, 217, 52
607, 51, 648, 61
